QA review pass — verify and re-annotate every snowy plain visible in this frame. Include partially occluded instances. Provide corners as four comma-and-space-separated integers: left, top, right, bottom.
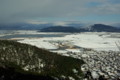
15, 31, 120, 52
0, 30, 120, 52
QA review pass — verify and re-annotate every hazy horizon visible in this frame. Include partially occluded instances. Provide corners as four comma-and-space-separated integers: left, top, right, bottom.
0, 0, 120, 25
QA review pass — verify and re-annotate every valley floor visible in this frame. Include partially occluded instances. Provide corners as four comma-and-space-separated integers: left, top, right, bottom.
17, 32, 120, 52
0, 30, 120, 79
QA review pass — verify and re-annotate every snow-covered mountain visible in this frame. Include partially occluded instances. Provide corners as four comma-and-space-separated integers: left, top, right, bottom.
111, 23, 120, 28
84, 24, 120, 32
0, 22, 87, 30
40, 24, 120, 32
0, 22, 120, 32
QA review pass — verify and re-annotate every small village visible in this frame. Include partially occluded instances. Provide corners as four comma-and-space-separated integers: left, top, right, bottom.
55, 48, 120, 80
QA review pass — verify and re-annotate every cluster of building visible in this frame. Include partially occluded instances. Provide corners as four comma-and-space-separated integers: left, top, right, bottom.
56, 49, 120, 80
81, 50, 120, 80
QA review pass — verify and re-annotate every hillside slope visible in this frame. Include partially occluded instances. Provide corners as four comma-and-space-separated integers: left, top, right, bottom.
0, 40, 84, 80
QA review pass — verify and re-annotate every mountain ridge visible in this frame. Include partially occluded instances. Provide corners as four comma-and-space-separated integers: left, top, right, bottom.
40, 26, 80, 32
0, 23, 120, 32
86, 24, 120, 32
40, 24, 120, 32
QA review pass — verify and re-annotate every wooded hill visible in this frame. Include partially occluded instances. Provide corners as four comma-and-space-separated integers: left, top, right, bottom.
0, 40, 84, 80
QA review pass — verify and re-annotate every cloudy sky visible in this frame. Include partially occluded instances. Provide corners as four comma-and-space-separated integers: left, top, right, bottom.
0, 0, 120, 24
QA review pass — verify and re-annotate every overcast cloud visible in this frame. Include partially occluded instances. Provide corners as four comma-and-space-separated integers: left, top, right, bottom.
0, 0, 120, 24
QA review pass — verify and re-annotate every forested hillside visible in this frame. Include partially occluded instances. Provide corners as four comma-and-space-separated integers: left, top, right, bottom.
0, 40, 84, 80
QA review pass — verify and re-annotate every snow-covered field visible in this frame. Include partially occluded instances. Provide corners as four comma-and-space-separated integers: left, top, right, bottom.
17, 32, 120, 52
0, 30, 119, 52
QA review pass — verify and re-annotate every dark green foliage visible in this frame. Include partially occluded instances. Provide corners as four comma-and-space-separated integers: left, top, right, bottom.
0, 66, 55, 80
0, 40, 84, 80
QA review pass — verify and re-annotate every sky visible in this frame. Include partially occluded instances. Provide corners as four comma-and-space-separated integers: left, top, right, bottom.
0, 0, 120, 24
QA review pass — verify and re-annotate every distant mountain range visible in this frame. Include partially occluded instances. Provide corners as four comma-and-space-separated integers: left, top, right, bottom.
40, 26, 80, 32
40, 24, 120, 32
0, 23, 120, 32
